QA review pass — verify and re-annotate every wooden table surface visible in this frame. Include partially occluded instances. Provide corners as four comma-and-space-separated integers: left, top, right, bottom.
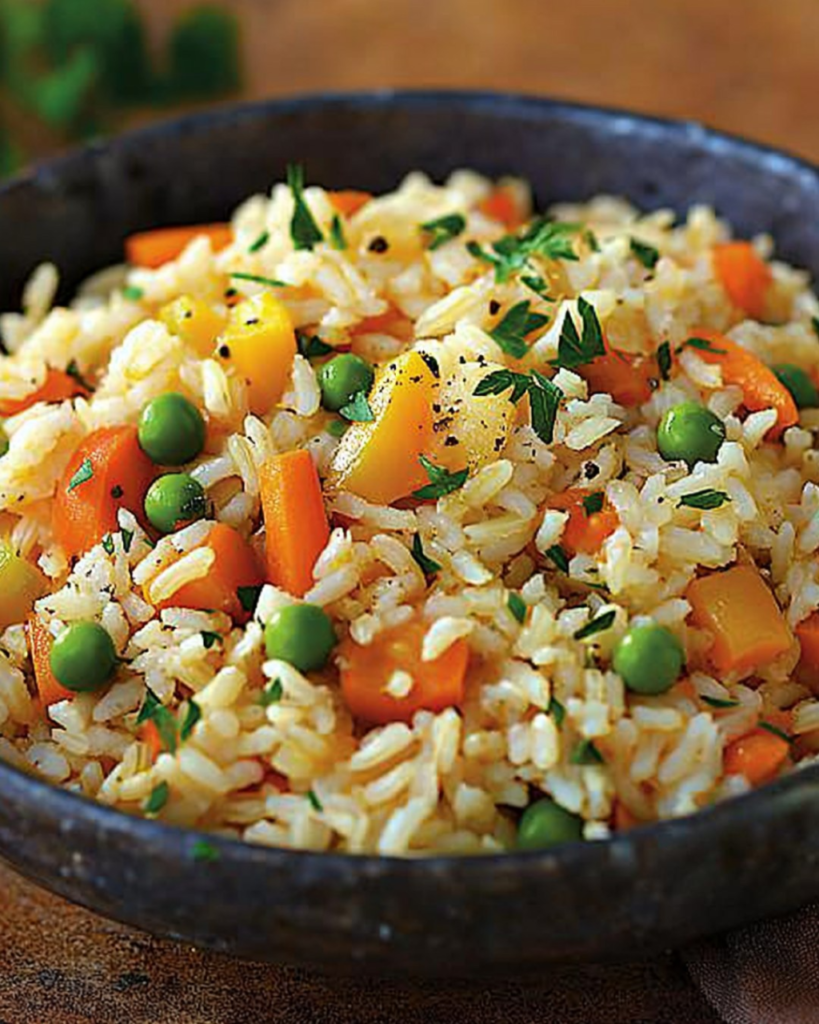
3, 1, 816, 1020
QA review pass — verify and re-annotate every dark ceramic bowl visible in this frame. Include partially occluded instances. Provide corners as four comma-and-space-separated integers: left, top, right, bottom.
2, 91, 819, 976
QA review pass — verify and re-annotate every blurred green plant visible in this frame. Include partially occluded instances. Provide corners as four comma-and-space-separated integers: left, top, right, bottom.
0, 0, 242, 175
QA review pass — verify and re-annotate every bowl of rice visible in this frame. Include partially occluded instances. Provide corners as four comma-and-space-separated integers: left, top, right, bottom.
2, 91, 819, 973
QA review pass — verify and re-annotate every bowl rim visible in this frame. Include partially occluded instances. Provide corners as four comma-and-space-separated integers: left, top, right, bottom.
2, 87, 818, 875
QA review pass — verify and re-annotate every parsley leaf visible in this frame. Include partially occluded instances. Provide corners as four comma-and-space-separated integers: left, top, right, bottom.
144, 781, 169, 815
570, 738, 605, 765
473, 368, 532, 404
136, 690, 178, 754
488, 300, 549, 358
68, 457, 93, 491
508, 592, 527, 624
421, 213, 466, 251
474, 368, 562, 444
411, 533, 441, 576
759, 720, 792, 743
701, 695, 740, 709
584, 229, 600, 253
307, 789, 323, 812
237, 585, 263, 615
657, 341, 672, 381
582, 492, 604, 516
297, 333, 333, 359
547, 696, 566, 727
191, 839, 219, 863
677, 489, 731, 510
520, 274, 553, 300
102, 534, 115, 556
545, 544, 570, 573
259, 678, 283, 707
201, 631, 221, 650
230, 272, 287, 289
339, 391, 375, 423
180, 700, 202, 742
66, 360, 94, 392
412, 455, 468, 500
677, 337, 727, 355
573, 609, 616, 641
287, 164, 324, 250
469, 219, 580, 284
248, 230, 269, 253
122, 285, 144, 302
630, 238, 660, 270
329, 214, 347, 251
555, 296, 606, 369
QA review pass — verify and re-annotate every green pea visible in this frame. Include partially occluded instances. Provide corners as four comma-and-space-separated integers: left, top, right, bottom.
772, 364, 818, 410
138, 393, 206, 466
318, 354, 375, 412
613, 623, 684, 695
264, 604, 337, 673
517, 798, 584, 851
49, 622, 118, 693
657, 401, 726, 468
144, 473, 207, 534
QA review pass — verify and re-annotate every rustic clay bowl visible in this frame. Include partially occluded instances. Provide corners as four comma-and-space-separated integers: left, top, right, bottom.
2, 92, 819, 976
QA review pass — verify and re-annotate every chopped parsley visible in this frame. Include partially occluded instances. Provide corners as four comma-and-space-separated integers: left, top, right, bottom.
102, 534, 115, 556
473, 368, 562, 445
68, 458, 93, 491
701, 695, 740, 709
248, 230, 269, 253
555, 296, 606, 369
412, 455, 468, 500
507, 592, 527, 624
329, 214, 348, 251
237, 584, 263, 615
287, 164, 324, 251
630, 238, 660, 270
582, 492, 604, 516
191, 839, 220, 863
570, 738, 605, 765
759, 720, 792, 743
677, 337, 726, 356
545, 544, 570, 574
547, 695, 566, 727
339, 391, 375, 423
230, 272, 287, 289
122, 285, 144, 302
307, 789, 323, 812
467, 218, 580, 283
411, 533, 441, 576
259, 678, 284, 707
488, 300, 549, 359
122, 528, 135, 554
657, 341, 672, 381
297, 333, 333, 359
66, 360, 94, 392
677, 489, 731, 510
573, 609, 616, 641
420, 213, 466, 251
180, 700, 202, 742
144, 781, 169, 815
200, 631, 221, 650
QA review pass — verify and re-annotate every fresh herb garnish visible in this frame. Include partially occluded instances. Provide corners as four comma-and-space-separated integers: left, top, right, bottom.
467, 218, 580, 283
102, 534, 115, 556
201, 631, 221, 650
122, 528, 134, 554
412, 455, 468, 500
307, 789, 323, 812
66, 359, 94, 392
584, 229, 600, 253
545, 544, 570, 573
237, 585, 263, 615
657, 340, 672, 381
297, 333, 333, 359
421, 213, 466, 251
630, 238, 660, 270
812, 317, 819, 340
230, 272, 287, 289
678, 489, 731, 510
144, 781, 169, 815
259, 678, 283, 707
329, 214, 347, 251
759, 720, 792, 743
555, 296, 606, 369
520, 274, 553, 300
339, 391, 375, 423
248, 230, 269, 253
179, 700, 202, 742
570, 738, 605, 765
411, 533, 441, 576
191, 839, 220, 863
547, 695, 566, 727
677, 337, 727, 356
474, 368, 562, 444
122, 285, 144, 302
508, 592, 527, 624
136, 690, 179, 754
582, 492, 604, 516
701, 695, 740, 709
488, 300, 549, 359
573, 609, 616, 641
287, 164, 324, 251
68, 457, 93, 491
327, 419, 348, 439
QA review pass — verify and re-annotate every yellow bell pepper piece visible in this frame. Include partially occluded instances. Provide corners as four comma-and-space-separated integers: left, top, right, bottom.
328, 350, 439, 504
0, 545, 46, 630
218, 293, 297, 415
159, 296, 226, 357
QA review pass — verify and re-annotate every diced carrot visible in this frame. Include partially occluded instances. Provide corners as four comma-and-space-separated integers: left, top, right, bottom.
692, 329, 797, 440
0, 545, 46, 630
612, 800, 639, 832
687, 564, 792, 674
259, 449, 330, 598
27, 616, 73, 707
0, 368, 89, 417
140, 720, 162, 762
159, 295, 226, 357
723, 728, 790, 786
675, 677, 698, 702
478, 185, 526, 230
329, 190, 372, 217
796, 612, 819, 685
339, 617, 469, 724
327, 350, 439, 504
545, 488, 619, 555
126, 224, 233, 268
713, 241, 772, 321
157, 523, 264, 621
581, 345, 656, 407
352, 308, 413, 341
53, 426, 156, 559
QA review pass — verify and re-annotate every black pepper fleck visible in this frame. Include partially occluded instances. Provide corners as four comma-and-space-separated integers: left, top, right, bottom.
368, 236, 389, 254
